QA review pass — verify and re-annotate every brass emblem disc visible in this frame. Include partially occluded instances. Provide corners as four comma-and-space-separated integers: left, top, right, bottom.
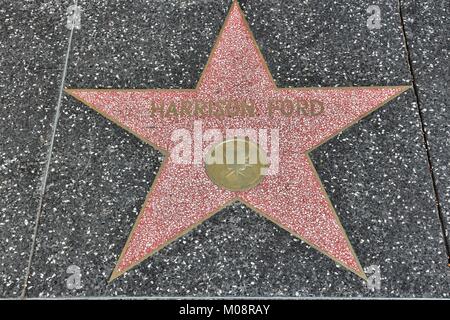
205, 137, 268, 191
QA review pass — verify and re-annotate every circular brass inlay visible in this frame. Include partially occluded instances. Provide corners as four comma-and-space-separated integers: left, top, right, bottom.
205, 137, 268, 191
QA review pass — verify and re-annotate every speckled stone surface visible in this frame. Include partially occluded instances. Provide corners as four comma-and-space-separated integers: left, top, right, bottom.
401, 1, 450, 245
0, 1, 71, 297
2, 0, 448, 298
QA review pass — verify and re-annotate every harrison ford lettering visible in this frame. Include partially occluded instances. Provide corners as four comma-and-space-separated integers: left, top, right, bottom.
149, 99, 325, 118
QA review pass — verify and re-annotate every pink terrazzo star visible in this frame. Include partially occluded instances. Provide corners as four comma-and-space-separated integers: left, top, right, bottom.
66, 1, 409, 281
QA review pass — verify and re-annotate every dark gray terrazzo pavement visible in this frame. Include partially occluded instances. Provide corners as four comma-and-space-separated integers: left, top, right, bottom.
1, 0, 448, 298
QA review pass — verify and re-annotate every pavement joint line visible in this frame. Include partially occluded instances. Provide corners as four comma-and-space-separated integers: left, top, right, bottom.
397, 0, 450, 263
20, 0, 79, 299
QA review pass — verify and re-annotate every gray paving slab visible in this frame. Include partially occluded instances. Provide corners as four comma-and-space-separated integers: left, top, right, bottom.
0, 1, 72, 297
